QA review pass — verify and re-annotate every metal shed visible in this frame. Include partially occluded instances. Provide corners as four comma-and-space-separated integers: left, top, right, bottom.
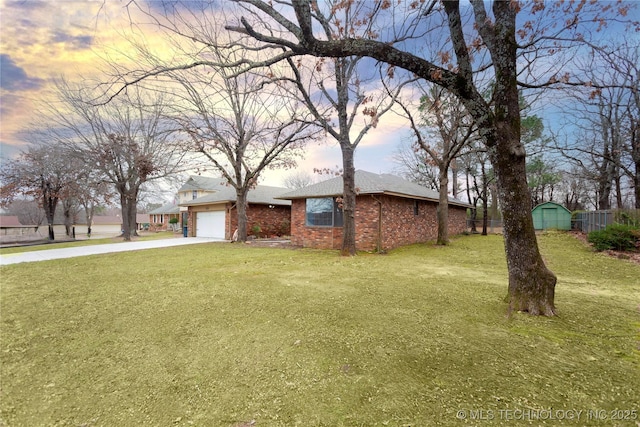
531, 202, 572, 230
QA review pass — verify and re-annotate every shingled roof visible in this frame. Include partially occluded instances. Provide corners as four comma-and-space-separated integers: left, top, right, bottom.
149, 203, 180, 215
0, 216, 22, 227
278, 170, 470, 208
179, 176, 291, 207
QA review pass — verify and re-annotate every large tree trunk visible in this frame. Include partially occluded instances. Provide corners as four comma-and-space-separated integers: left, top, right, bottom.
341, 145, 357, 256
635, 160, 640, 209
482, 197, 488, 236
436, 164, 449, 245
43, 194, 57, 241
491, 142, 557, 315
465, 170, 477, 233
480, 161, 488, 236
487, 1, 557, 316
119, 188, 139, 242
236, 188, 249, 242
597, 177, 612, 210
633, 120, 640, 208
63, 200, 74, 238
615, 172, 623, 209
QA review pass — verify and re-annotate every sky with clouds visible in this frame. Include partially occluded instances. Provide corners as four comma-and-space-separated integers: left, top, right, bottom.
0, 0, 413, 188
2, 1, 637, 192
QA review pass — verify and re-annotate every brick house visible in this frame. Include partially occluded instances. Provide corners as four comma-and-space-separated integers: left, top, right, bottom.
178, 176, 291, 239
278, 170, 469, 251
148, 203, 180, 231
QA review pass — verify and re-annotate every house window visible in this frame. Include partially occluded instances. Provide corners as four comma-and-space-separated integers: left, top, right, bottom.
192, 190, 198, 200
414, 200, 419, 216
306, 198, 344, 227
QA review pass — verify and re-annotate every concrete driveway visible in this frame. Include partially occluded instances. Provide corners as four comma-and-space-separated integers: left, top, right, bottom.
0, 237, 225, 266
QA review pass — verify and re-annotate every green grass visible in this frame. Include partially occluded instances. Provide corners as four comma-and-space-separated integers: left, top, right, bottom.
0, 231, 179, 255
1, 233, 638, 426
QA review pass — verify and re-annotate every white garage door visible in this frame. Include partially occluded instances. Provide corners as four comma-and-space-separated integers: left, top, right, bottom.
196, 211, 226, 238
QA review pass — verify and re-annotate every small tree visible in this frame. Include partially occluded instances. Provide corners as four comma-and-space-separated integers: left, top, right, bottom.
396, 83, 476, 244
0, 142, 74, 240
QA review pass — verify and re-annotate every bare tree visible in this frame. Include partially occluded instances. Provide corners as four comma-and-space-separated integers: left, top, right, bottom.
99, 5, 317, 242
0, 142, 74, 240
68, 163, 113, 237
396, 83, 475, 245
169, 53, 316, 242
49, 82, 186, 241
459, 142, 494, 235
2, 199, 46, 228
283, 53, 405, 255
282, 171, 316, 190
559, 41, 639, 209
219, 0, 638, 315
392, 141, 439, 191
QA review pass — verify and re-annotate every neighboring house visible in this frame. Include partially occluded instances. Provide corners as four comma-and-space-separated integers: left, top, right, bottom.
178, 176, 291, 239
1, 216, 26, 238
73, 214, 150, 235
136, 213, 150, 231
148, 203, 180, 231
0, 216, 44, 243
531, 201, 572, 231
277, 170, 470, 251
0, 216, 22, 228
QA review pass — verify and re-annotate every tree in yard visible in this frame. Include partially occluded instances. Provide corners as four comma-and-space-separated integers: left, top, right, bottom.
395, 83, 476, 245
100, 4, 317, 243
526, 156, 562, 206
558, 167, 590, 212
221, 0, 638, 315
67, 162, 113, 237
168, 51, 316, 242
283, 52, 406, 255
459, 142, 494, 236
392, 141, 439, 192
49, 82, 186, 241
558, 40, 639, 209
115, 0, 410, 254
0, 142, 73, 240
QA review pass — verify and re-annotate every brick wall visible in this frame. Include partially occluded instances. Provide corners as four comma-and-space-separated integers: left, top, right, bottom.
290, 199, 343, 249
291, 196, 468, 251
229, 204, 291, 238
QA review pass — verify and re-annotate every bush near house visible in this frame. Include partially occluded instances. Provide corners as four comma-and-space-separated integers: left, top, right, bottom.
587, 223, 640, 252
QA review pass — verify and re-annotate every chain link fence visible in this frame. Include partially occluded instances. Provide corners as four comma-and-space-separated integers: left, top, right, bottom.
573, 210, 640, 233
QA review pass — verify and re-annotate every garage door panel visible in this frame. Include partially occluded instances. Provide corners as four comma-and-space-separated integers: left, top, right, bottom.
196, 211, 225, 238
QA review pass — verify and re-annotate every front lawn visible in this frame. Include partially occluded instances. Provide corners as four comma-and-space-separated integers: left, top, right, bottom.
1, 233, 638, 426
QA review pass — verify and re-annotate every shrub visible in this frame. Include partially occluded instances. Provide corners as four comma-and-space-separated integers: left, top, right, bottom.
251, 224, 262, 237
169, 217, 179, 224
278, 219, 291, 236
587, 223, 640, 252
615, 210, 640, 228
